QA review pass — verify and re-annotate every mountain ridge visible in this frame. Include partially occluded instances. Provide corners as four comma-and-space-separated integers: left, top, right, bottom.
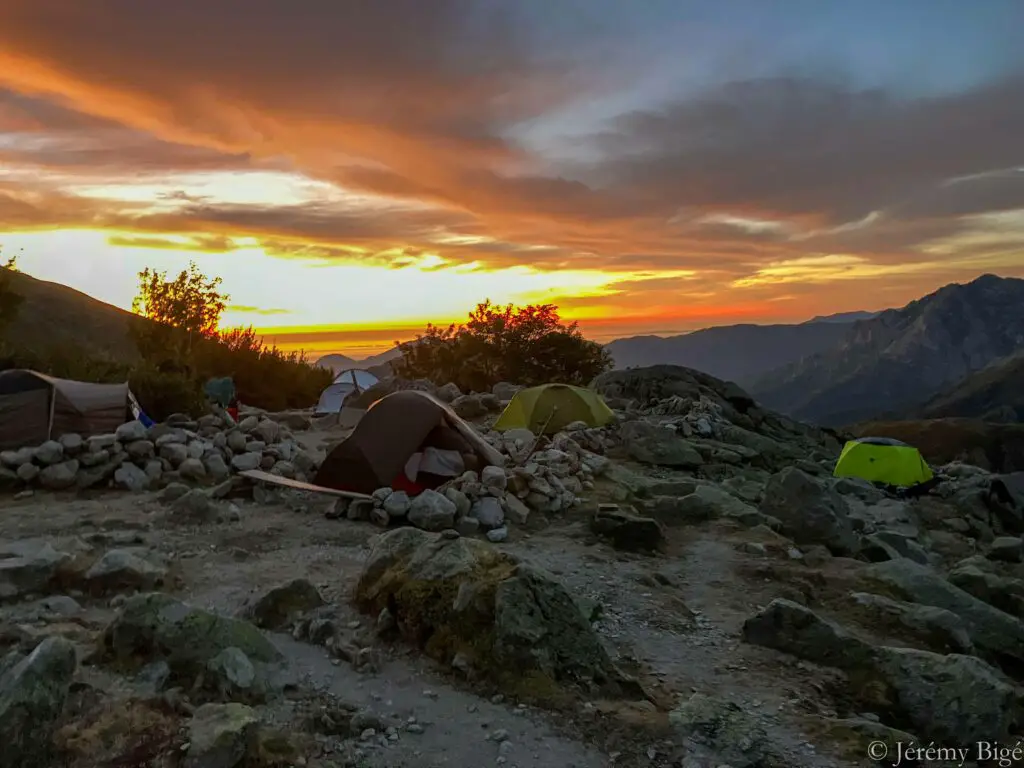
750, 273, 1024, 427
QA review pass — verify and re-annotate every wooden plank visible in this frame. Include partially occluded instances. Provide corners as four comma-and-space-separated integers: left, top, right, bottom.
238, 469, 373, 500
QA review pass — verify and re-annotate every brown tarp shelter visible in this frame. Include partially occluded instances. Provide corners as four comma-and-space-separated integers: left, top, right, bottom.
314, 389, 505, 494
0, 369, 131, 450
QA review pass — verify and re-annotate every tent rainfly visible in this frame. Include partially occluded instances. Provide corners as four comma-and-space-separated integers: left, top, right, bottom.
0, 369, 133, 450
314, 369, 380, 415
315, 389, 504, 495
493, 383, 615, 435
833, 436, 934, 487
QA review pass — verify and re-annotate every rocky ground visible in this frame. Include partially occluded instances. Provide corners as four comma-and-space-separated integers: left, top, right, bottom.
2, 365, 1024, 768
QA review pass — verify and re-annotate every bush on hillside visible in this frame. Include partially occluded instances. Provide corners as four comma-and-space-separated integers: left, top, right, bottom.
394, 300, 612, 393
0, 256, 330, 420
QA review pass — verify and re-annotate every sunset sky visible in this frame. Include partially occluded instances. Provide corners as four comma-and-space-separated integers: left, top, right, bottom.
1, 1, 1023, 358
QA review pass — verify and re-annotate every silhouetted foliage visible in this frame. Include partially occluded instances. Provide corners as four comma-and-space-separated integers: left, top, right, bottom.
0, 251, 25, 342
395, 300, 612, 392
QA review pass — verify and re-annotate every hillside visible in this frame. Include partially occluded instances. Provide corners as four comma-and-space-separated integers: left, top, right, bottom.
2, 269, 146, 362
605, 318, 858, 386
920, 350, 1024, 422
750, 274, 1024, 427
315, 347, 402, 374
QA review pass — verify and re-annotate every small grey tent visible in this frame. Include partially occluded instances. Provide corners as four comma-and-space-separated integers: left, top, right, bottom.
0, 369, 132, 450
314, 369, 379, 415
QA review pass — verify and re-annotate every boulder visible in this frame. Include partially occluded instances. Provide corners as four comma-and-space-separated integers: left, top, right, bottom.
114, 462, 150, 492
759, 468, 859, 555
116, 420, 149, 443
619, 421, 703, 468
183, 702, 260, 768
240, 579, 325, 630
0, 541, 70, 601
481, 465, 507, 492
83, 548, 168, 594
988, 536, 1024, 563
33, 440, 64, 466
863, 559, 1024, 666
125, 439, 155, 462
848, 592, 974, 654
179, 458, 208, 482
743, 599, 1018, 743
382, 491, 411, 519
170, 490, 216, 522
0, 636, 77, 767
470, 497, 505, 530
590, 507, 665, 553
355, 528, 641, 698
669, 693, 770, 768
204, 647, 264, 702
38, 459, 79, 491
102, 592, 282, 680
436, 382, 462, 403
407, 489, 456, 532
230, 453, 262, 472
253, 420, 280, 445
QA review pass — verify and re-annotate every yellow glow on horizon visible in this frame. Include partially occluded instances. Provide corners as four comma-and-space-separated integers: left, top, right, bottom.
3, 228, 625, 337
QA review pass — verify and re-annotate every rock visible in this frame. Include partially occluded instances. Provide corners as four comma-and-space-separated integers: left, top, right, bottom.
647, 484, 756, 525
253, 420, 280, 445
103, 592, 282, 678
38, 459, 79, 490
183, 702, 260, 768
619, 421, 703, 468
383, 491, 411, 518
455, 516, 480, 536
407, 489, 457, 531
848, 592, 974, 654
84, 548, 168, 594
481, 465, 507, 492
160, 482, 191, 502
744, 599, 1018, 744
241, 579, 325, 630
227, 431, 247, 453
179, 458, 208, 481
0, 541, 70, 601
0, 636, 77, 767
16, 463, 39, 484
230, 453, 261, 472
471, 497, 505, 530
988, 536, 1024, 563
436, 382, 462, 403
863, 559, 1024, 666
116, 420, 149, 443
355, 528, 639, 697
759, 467, 859, 555
451, 394, 487, 419
486, 526, 509, 543
87, 433, 117, 452
590, 507, 665, 553
504, 494, 530, 525
159, 442, 190, 466
126, 439, 155, 462
1, 446, 35, 468
492, 382, 522, 400
33, 440, 64, 466
114, 461, 150, 492
170, 490, 216, 521
669, 693, 770, 768
145, 459, 164, 483
205, 647, 262, 701
863, 531, 931, 565
238, 416, 259, 433
204, 453, 231, 480
444, 487, 472, 518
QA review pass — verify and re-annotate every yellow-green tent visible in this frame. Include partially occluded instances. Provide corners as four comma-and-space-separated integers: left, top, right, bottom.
833, 437, 933, 487
493, 383, 614, 435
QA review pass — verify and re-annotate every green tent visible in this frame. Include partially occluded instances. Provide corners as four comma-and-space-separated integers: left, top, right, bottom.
492, 383, 614, 435
833, 437, 933, 487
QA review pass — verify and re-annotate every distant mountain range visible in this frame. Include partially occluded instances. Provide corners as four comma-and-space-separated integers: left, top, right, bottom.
605, 310, 877, 387
919, 350, 1024, 423
314, 348, 403, 375
749, 274, 1024, 427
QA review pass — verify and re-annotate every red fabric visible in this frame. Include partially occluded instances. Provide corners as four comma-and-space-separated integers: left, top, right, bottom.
227, 406, 239, 422
390, 472, 427, 496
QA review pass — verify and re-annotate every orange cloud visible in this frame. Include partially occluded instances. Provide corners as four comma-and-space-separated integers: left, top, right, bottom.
1, 1, 1023, 352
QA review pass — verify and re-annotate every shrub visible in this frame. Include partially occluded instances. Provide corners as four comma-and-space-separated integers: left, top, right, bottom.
394, 300, 612, 393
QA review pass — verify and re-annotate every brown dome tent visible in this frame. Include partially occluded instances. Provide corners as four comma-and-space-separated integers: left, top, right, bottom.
314, 390, 504, 495
0, 369, 132, 450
